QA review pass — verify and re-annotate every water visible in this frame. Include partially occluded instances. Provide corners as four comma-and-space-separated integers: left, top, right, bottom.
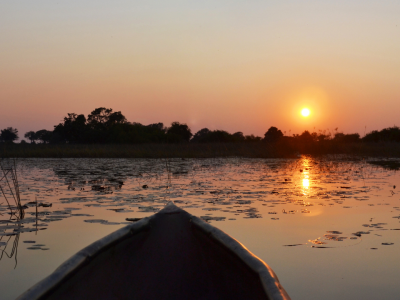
1, 157, 399, 300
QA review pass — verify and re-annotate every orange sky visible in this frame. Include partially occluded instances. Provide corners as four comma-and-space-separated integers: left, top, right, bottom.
1, 1, 399, 139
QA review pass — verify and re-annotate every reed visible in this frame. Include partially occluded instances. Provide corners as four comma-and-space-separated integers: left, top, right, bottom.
0, 159, 25, 220
0, 159, 23, 268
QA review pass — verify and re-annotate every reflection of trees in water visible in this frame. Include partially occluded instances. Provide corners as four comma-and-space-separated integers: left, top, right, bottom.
53, 164, 129, 192
51, 159, 196, 192
368, 160, 400, 171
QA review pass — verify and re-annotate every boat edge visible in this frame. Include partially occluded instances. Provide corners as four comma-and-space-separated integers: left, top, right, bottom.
16, 216, 153, 300
190, 215, 291, 300
17, 202, 291, 300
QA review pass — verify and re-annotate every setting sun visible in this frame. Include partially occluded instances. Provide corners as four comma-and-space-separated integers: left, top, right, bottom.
301, 108, 310, 117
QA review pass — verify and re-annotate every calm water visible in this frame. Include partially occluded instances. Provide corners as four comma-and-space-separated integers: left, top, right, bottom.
1, 157, 400, 300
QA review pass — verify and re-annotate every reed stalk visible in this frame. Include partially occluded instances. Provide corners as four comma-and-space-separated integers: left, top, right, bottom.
0, 159, 25, 220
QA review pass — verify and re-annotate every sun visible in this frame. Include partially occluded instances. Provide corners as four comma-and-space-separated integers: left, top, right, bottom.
301, 108, 310, 117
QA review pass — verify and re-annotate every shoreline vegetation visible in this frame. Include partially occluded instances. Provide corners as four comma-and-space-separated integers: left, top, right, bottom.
1, 107, 400, 158
2, 141, 400, 158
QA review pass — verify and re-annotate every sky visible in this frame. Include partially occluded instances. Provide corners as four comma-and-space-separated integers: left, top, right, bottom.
1, 0, 399, 139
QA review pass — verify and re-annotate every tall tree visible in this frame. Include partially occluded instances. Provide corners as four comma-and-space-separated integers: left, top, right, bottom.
87, 107, 126, 129
232, 132, 245, 142
35, 130, 53, 143
297, 130, 315, 143
0, 127, 19, 143
24, 131, 37, 143
166, 122, 192, 142
263, 127, 283, 142
87, 107, 112, 126
86, 108, 127, 143
54, 113, 87, 143
191, 128, 211, 143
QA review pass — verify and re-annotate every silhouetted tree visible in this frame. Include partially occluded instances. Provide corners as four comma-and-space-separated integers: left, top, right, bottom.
316, 130, 330, 142
167, 122, 192, 142
39, 106, 382, 147
363, 127, 400, 142
333, 133, 360, 143
24, 131, 37, 143
86, 108, 127, 143
297, 130, 315, 143
107, 122, 162, 143
232, 132, 245, 142
107, 111, 127, 126
147, 123, 166, 132
207, 130, 232, 142
191, 128, 211, 143
245, 134, 262, 142
263, 127, 283, 142
35, 129, 53, 143
191, 129, 236, 143
144, 123, 167, 142
54, 113, 87, 143
0, 127, 19, 143
87, 107, 126, 129
87, 107, 113, 127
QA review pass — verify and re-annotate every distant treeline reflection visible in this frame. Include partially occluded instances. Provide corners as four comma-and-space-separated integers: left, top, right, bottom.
1, 107, 400, 148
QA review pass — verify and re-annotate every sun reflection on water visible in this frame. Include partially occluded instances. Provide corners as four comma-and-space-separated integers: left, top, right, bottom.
303, 178, 309, 188
300, 157, 311, 195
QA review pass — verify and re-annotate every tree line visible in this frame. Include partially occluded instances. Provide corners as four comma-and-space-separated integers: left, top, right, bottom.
0, 107, 399, 144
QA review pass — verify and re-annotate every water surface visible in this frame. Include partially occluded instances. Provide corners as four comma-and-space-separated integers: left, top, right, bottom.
1, 157, 399, 300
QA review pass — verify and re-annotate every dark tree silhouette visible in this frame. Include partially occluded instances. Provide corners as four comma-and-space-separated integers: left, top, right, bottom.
333, 133, 360, 143
297, 130, 315, 143
54, 113, 87, 143
363, 127, 400, 142
316, 131, 330, 142
147, 123, 166, 132
232, 132, 245, 142
208, 130, 233, 142
145, 123, 167, 142
21, 106, 377, 147
167, 122, 192, 142
0, 127, 19, 143
87, 107, 113, 126
35, 130, 53, 143
87, 107, 126, 129
107, 111, 127, 125
191, 128, 211, 143
191, 129, 251, 143
24, 131, 37, 143
263, 127, 283, 142
245, 134, 262, 142
85, 108, 127, 143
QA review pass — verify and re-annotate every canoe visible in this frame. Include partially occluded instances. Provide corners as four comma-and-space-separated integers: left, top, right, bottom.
18, 202, 291, 300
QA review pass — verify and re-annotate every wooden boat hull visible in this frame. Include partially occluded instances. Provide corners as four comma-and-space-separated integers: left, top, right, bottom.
18, 203, 291, 300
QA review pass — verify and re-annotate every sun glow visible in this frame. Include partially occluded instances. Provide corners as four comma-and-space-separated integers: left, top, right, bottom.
303, 178, 309, 188
301, 108, 310, 117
